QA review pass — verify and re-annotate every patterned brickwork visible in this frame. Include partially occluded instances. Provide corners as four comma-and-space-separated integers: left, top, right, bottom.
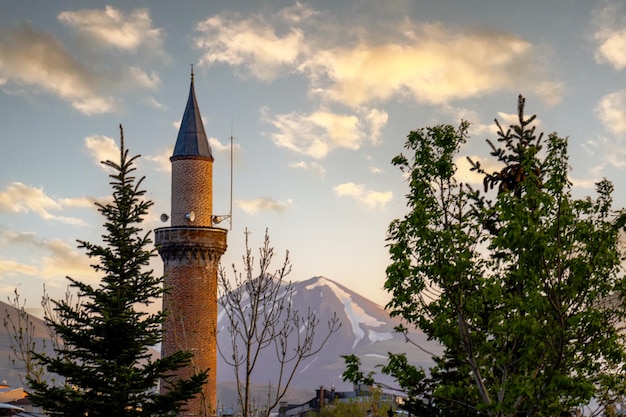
156, 226, 227, 416
158, 75, 227, 417
171, 156, 213, 227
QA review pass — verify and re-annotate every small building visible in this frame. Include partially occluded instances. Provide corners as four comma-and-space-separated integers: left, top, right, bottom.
278, 385, 399, 417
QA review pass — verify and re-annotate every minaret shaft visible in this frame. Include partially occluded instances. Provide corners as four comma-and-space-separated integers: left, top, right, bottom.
155, 73, 227, 417
171, 157, 213, 227
156, 227, 227, 416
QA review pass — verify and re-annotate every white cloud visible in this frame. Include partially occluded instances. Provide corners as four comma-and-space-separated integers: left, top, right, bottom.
39, 239, 95, 283
58, 6, 165, 54
308, 111, 361, 149
145, 147, 173, 173
333, 182, 392, 209
0, 229, 96, 286
438, 105, 497, 137
582, 134, 626, 179
195, 6, 560, 107
596, 90, 626, 134
364, 108, 388, 144
289, 161, 326, 177
262, 107, 388, 159
236, 198, 293, 214
0, 23, 114, 114
128, 66, 161, 90
0, 182, 85, 225
592, 2, 626, 69
454, 156, 501, 187
195, 13, 306, 81
58, 197, 96, 208
0, 258, 39, 276
144, 96, 166, 109
597, 30, 626, 69
209, 137, 242, 162
84, 135, 120, 167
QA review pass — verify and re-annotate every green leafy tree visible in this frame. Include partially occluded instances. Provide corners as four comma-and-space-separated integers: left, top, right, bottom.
26, 126, 207, 417
351, 96, 626, 417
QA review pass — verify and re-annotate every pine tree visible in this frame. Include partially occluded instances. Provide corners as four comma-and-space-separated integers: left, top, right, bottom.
26, 126, 207, 417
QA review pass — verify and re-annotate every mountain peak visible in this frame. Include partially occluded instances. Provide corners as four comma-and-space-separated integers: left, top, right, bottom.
217, 276, 440, 393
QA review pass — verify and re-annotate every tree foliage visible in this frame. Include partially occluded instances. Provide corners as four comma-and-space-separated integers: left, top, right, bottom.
24, 126, 207, 417
348, 96, 626, 417
318, 387, 394, 417
218, 229, 341, 417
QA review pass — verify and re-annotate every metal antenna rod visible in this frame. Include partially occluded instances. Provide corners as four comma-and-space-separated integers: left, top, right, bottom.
229, 117, 234, 231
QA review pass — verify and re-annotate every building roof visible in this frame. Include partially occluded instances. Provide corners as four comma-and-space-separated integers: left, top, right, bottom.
172, 71, 213, 159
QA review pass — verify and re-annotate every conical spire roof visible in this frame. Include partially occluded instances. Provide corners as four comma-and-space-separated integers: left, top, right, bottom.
172, 70, 213, 159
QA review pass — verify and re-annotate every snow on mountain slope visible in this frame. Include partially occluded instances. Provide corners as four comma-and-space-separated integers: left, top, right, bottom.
0, 277, 439, 397
216, 276, 441, 392
305, 277, 389, 349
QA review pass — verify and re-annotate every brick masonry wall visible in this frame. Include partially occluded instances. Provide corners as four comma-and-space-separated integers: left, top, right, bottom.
156, 226, 227, 416
171, 156, 213, 227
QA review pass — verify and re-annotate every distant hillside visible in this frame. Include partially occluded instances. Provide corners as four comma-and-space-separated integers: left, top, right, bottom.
0, 277, 440, 404
216, 276, 441, 394
0, 299, 51, 388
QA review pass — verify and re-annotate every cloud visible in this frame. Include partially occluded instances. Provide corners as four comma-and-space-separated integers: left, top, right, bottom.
454, 156, 499, 186
84, 135, 120, 167
365, 108, 389, 144
596, 90, 626, 134
333, 182, 392, 209
0, 182, 85, 225
209, 137, 242, 162
289, 161, 326, 177
305, 24, 555, 107
596, 29, 626, 69
0, 23, 114, 114
58, 197, 96, 209
195, 10, 308, 81
262, 107, 388, 159
438, 105, 498, 137
592, 2, 626, 69
144, 96, 166, 109
236, 198, 293, 214
0, 258, 39, 277
128, 66, 161, 90
145, 147, 173, 173
58, 6, 165, 55
0, 229, 38, 247
0, 229, 96, 286
195, 5, 560, 107
582, 134, 626, 179
39, 239, 95, 283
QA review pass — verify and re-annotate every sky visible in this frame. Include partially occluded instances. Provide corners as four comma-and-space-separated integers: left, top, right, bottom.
1, 0, 626, 314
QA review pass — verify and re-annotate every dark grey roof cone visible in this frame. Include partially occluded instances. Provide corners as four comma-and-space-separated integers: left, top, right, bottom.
172, 70, 213, 159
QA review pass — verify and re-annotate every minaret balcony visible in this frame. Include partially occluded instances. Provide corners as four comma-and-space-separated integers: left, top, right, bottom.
154, 226, 227, 250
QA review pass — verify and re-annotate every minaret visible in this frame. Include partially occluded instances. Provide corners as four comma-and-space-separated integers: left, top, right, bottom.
155, 70, 227, 416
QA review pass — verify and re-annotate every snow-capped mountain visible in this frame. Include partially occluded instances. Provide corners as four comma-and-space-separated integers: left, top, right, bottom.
216, 276, 440, 393
0, 276, 440, 400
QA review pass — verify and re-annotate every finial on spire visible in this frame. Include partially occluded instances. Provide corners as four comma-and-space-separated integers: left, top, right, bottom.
191, 64, 194, 83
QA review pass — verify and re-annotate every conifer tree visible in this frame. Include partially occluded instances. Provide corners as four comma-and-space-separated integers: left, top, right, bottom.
26, 126, 207, 417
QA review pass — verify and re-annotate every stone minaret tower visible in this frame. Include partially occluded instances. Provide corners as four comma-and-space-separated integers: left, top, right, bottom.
155, 71, 227, 416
